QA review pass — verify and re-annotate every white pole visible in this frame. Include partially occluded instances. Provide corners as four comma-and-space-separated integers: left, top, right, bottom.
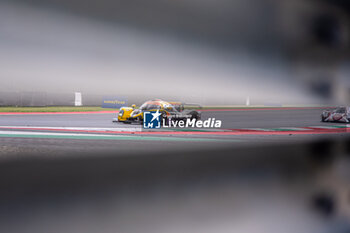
74, 92, 82, 106
246, 96, 250, 106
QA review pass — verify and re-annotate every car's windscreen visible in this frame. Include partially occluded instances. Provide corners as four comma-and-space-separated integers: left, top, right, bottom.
163, 104, 178, 112
140, 103, 161, 110
335, 108, 346, 113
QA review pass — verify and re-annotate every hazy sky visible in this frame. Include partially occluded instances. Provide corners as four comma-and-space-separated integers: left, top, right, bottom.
0, 2, 318, 105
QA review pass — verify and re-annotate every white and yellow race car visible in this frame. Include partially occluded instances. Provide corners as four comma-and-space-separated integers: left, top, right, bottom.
113, 99, 201, 124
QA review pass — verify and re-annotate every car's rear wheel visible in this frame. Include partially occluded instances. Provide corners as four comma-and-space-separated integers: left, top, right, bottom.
190, 111, 200, 120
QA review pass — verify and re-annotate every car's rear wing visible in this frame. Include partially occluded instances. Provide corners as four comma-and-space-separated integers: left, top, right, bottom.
168, 102, 202, 112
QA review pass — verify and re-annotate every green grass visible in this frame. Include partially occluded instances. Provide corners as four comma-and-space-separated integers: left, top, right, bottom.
0, 106, 111, 112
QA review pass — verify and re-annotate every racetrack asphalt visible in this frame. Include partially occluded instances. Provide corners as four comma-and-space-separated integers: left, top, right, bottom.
0, 108, 337, 128
0, 108, 348, 157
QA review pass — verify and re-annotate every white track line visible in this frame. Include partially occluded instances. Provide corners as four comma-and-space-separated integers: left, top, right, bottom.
239, 128, 273, 131
0, 126, 142, 132
0, 130, 127, 137
309, 126, 350, 129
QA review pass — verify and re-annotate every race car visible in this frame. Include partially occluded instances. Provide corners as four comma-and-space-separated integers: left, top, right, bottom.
321, 106, 350, 123
114, 99, 201, 124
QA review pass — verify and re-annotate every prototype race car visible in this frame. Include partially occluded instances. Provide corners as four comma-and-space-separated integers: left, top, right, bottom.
114, 99, 201, 124
321, 106, 350, 123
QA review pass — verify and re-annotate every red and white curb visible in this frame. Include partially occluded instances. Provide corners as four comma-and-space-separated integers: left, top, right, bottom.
0, 125, 348, 135
200, 107, 326, 112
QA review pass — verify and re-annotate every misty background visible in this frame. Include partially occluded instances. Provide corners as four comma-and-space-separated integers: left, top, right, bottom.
0, 0, 349, 106
1, 2, 350, 233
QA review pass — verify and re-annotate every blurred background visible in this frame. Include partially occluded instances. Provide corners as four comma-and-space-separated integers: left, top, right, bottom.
0, 1, 350, 233
0, 0, 349, 106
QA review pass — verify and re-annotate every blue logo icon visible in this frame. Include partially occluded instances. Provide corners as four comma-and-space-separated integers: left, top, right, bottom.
143, 110, 162, 129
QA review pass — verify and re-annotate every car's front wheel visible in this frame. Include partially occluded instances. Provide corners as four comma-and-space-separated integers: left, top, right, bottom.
161, 112, 169, 126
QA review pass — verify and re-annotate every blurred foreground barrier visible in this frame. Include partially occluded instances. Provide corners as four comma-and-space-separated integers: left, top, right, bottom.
0, 138, 349, 233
